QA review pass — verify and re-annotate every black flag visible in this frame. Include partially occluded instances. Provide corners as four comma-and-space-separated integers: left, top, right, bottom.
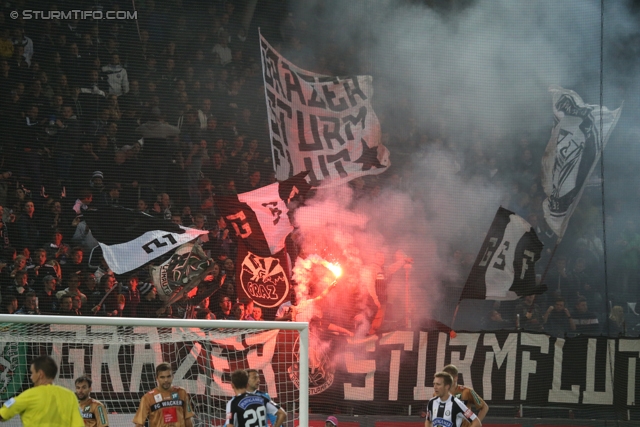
214, 172, 312, 308
461, 207, 545, 301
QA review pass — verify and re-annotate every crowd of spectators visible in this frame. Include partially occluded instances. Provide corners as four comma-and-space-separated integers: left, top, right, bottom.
0, 1, 637, 336
0, 0, 281, 320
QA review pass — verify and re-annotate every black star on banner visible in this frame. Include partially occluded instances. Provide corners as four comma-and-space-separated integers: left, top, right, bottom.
353, 138, 387, 171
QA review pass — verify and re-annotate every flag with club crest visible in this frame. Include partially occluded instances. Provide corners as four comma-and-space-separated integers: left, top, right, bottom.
541, 86, 622, 239
215, 173, 312, 308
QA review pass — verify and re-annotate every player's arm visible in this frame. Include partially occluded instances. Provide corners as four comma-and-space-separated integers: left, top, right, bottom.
424, 402, 432, 427
95, 402, 109, 427
273, 407, 287, 427
0, 394, 26, 422
223, 397, 233, 427
467, 388, 489, 421
180, 389, 195, 427
455, 397, 481, 427
265, 399, 286, 427
469, 418, 482, 427
477, 401, 489, 421
132, 395, 149, 427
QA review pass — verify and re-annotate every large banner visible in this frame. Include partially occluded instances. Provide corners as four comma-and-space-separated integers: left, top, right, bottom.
2, 327, 639, 413
260, 32, 390, 186
214, 173, 311, 307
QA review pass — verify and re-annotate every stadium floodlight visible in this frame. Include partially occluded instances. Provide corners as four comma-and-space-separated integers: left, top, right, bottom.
0, 314, 308, 427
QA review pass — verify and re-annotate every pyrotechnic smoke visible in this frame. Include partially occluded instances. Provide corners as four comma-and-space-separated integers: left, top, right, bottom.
283, 0, 640, 330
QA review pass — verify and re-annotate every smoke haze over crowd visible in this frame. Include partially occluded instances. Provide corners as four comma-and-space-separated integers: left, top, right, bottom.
281, 0, 640, 326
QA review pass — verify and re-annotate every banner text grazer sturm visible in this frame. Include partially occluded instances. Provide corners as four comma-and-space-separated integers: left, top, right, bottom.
260, 32, 390, 187
2, 327, 639, 414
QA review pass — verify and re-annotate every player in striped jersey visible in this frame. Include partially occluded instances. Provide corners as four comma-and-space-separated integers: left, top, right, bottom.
425, 372, 481, 427
75, 376, 109, 427
227, 370, 286, 427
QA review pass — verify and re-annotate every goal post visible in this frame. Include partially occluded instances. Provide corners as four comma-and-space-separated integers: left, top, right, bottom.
0, 314, 309, 427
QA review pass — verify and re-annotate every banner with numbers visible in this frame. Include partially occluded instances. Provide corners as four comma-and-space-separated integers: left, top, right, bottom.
460, 207, 544, 301
259, 31, 390, 187
83, 207, 209, 274
214, 173, 310, 307
214, 172, 311, 257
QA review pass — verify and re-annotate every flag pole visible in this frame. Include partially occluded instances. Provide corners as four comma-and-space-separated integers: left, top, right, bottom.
537, 239, 561, 290
91, 283, 118, 314
450, 303, 461, 338
131, 0, 142, 42
258, 29, 279, 179
404, 263, 412, 329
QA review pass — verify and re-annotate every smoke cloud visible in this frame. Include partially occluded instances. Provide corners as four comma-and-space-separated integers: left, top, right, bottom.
281, 0, 639, 329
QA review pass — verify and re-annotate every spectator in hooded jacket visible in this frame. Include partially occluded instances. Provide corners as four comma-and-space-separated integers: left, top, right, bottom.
101, 54, 129, 96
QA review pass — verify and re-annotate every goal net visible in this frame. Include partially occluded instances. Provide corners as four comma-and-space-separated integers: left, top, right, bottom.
0, 314, 309, 427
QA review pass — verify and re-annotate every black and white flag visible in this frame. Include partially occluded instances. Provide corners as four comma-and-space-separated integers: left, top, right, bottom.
215, 173, 311, 308
541, 86, 622, 238
215, 172, 311, 257
83, 207, 208, 274
461, 207, 544, 301
260, 31, 390, 187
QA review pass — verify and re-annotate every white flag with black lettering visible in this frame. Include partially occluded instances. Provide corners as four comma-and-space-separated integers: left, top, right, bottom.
260, 31, 390, 187
215, 172, 311, 257
83, 207, 209, 274
461, 207, 544, 301
541, 86, 622, 238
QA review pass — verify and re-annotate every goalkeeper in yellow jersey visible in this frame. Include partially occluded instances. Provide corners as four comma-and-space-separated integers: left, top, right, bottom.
75, 376, 109, 427
0, 355, 84, 427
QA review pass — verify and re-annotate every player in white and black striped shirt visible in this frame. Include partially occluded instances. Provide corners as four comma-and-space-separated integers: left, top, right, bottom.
425, 372, 481, 427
